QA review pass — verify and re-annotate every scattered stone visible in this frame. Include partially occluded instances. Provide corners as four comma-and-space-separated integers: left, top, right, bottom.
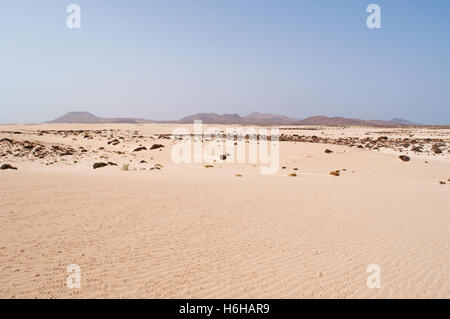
324, 149, 333, 154
107, 162, 117, 166
133, 147, 147, 152
439, 181, 446, 185
60, 151, 73, 156
432, 144, 442, 154
204, 165, 214, 168
150, 144, 164, 150
330, 170, 340, 176
235, 174, 243, 177
107, 139, 120, 145
1, 164, 17, 170
220, 154, 227, 160
288, 173, 297, 177
281, 166, 287, 169
140, 160, 147, 164
399, 155, 410, 162
93, 162, 108, 169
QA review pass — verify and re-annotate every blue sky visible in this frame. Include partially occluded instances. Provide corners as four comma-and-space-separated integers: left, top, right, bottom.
1, 0, 449, 124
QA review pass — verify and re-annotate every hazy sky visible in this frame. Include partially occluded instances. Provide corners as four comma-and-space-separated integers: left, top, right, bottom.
1, 0, 449, 124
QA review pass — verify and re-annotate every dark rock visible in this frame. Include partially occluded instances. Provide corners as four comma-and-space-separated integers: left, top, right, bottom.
108, 139, 120, 145
1, 164, 18, 170
399, 155, 410, 162
324, 149, 333, 154
60, 151, 73, 156
150, 144, 164, 150
330, 170, 340, 176
93, 162, 108, 169
220, 155, 227, 160
431, 144, 442, 154
0, 138, 14, 144
133, 147, 147, 152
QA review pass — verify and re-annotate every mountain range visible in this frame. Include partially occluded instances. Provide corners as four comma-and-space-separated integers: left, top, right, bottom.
48, 111, 420, 126
49, 112, 156, 124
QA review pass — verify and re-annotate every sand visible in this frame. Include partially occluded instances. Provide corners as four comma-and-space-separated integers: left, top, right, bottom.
0, 123, 449, 298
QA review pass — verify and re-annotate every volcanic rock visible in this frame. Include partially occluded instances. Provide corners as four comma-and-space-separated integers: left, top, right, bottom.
150, 144, 164, 150
1, 164, 18, 170
93, 162, 108, 169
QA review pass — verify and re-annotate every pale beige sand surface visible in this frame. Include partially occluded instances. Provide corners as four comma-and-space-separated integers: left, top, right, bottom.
0, 124, 449, 298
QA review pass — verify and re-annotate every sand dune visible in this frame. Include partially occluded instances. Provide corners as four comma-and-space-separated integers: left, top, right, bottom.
0, 124, 449, 298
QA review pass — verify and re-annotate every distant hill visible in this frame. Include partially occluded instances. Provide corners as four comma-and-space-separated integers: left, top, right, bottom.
243, 112, 299, 124
48, 111, 421, 126
178, 113, 244, 124
295, 116, 420, 126
178, 112, 420, 126
178, 112, 299, 124
48, 112, 155, 124
389, 117, 418, 125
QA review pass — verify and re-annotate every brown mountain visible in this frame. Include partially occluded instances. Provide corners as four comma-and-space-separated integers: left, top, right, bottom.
243, 112, 299, 124
178, 113, 244, 124
49, 111, 420, 126
49, 112, 155, 124
178, 112, 299, 124
296, 116, 418, 126
178, 112, 418, 126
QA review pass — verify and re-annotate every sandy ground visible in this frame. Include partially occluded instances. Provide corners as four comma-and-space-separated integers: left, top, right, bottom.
0, 123, 449, 298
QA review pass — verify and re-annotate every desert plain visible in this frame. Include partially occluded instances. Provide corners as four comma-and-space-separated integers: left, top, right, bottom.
0, 123, 449, 298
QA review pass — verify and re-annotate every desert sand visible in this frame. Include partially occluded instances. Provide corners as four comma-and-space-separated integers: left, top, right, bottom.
0, 123, 449, 298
